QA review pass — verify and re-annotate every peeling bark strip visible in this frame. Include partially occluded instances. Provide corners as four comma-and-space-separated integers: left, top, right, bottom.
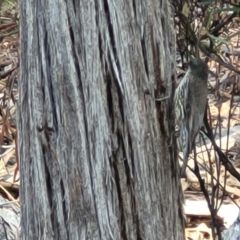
19, 0, 184, 239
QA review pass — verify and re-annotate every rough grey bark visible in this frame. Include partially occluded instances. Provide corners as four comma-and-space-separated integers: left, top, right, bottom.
19, 0, 184, 239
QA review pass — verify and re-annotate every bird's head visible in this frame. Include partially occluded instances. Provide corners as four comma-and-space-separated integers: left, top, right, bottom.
188, 57, 208, 80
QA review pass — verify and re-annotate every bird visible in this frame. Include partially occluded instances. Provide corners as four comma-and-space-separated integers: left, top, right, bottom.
174, 57, 208, 177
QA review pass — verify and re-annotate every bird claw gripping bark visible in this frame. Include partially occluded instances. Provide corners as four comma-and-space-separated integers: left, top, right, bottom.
174, 57, 208, 177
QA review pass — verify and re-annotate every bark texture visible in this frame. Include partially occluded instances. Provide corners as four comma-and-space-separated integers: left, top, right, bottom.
19, 0, 184, 239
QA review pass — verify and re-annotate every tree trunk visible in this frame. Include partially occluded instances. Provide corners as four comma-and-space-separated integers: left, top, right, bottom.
18, 0, 184, 239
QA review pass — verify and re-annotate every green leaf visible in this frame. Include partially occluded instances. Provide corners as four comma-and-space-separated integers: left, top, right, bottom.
207, 33, 228, 44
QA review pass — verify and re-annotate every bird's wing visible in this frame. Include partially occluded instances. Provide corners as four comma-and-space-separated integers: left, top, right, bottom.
174, 69, 191, 126
174, 69, 193, 173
